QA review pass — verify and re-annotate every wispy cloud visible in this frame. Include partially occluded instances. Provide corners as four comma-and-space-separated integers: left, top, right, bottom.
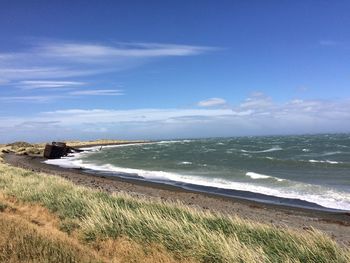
39, 42, 213, 59
0, 40, 215, 81
19, 80, 85, 89
0, 95, 57, 103
198, 98, 227, 107
239, 92, 273, 110
0, 67, 103, 80
38, 108, 236, 124
0, 88, 124, 103
0, 40, 216, 106
68, 89, 123, 96
0, 79, 9, 84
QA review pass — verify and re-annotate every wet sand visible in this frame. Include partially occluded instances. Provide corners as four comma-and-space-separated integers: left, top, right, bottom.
4, 152, 350, 246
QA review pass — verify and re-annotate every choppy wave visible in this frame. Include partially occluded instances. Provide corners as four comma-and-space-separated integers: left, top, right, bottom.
241, 146, 282, 153
320, 151, 343, 156
157, 140, 192, 145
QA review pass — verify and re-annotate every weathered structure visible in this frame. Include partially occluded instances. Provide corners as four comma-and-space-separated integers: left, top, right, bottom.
44, 142, 82, 159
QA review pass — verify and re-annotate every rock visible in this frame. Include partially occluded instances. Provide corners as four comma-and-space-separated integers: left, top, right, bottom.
44, 142, 69, 159
44, 141, 84, 159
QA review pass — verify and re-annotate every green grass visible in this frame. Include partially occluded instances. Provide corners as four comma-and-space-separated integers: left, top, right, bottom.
0, 162, 349, 262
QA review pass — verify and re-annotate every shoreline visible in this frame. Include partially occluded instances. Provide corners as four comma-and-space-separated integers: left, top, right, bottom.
49, 141, 347, 213
3, 150, 350, 246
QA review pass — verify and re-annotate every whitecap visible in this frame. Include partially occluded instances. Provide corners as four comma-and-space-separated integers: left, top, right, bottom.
179, 161, 192, 165
241, 146, 282, 153
203, 149, 216, 152
157, 140, 184, 144
309, 160, 341, 164
320, 151, 343, 156
246, 172, 285, 182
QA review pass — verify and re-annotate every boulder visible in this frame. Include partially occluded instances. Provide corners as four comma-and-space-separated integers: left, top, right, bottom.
43, 142, 83, 159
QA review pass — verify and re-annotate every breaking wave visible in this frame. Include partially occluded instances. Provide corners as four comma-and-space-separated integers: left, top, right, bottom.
241, 146, 282, 153
308, 160, 341, 164
246, 172, 285, 182
45, 153, 350, 211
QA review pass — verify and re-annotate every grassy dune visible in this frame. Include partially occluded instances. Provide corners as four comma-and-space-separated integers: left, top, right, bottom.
0, 159, 349, 263
0, 139, 145, 158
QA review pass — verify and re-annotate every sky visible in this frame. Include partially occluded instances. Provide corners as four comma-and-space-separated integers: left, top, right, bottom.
0, 0, 350, 143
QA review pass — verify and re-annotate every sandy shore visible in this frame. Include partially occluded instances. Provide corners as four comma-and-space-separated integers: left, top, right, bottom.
4, 151, 350, 246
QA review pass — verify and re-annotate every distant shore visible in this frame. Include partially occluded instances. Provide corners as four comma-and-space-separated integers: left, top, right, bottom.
4, 147, 350, 247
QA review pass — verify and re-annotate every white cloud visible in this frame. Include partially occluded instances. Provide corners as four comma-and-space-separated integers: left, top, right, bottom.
19, 80, 85, 89
0, 67, 103, 80
0, 88, 124, 103
1, 94, 350, 142
0, 40, 215, 81
198, 98, 227, 107
68, 89, 123, 96
39, 42, 213, 59
239, 93, 272, 109
0, 79, 9, 84
39, 108, 236, 124
0, 95, 57, 103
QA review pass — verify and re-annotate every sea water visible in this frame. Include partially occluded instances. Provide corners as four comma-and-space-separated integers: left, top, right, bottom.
45, 134, 350, 211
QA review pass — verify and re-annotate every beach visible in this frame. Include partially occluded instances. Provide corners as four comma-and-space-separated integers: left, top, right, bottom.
4, 149, 350, 247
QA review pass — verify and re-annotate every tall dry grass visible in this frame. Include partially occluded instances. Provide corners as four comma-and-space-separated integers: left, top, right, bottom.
0, 212, 101, 263
0, 161, 349, 262
0, 190, 185, 263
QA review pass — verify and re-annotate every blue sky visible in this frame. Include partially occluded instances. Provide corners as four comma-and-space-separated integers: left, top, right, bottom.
0, 0, 350, 142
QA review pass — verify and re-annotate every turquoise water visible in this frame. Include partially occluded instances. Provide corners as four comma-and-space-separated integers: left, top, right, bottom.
48, 134, 350, 211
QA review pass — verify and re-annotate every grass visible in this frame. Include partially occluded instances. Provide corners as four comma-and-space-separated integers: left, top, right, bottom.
0, 161, 349, 262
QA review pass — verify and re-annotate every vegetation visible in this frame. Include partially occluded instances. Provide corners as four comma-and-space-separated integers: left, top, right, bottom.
0, 159, 349, 262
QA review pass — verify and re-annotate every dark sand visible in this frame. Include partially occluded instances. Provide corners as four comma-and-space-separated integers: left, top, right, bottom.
4, 152, 350, 246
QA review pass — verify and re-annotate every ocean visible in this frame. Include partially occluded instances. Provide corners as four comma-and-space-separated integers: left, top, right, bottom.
45, 134, 350, 211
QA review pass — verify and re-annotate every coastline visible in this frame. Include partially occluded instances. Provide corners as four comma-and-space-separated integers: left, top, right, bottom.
3, 150, 350, 246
